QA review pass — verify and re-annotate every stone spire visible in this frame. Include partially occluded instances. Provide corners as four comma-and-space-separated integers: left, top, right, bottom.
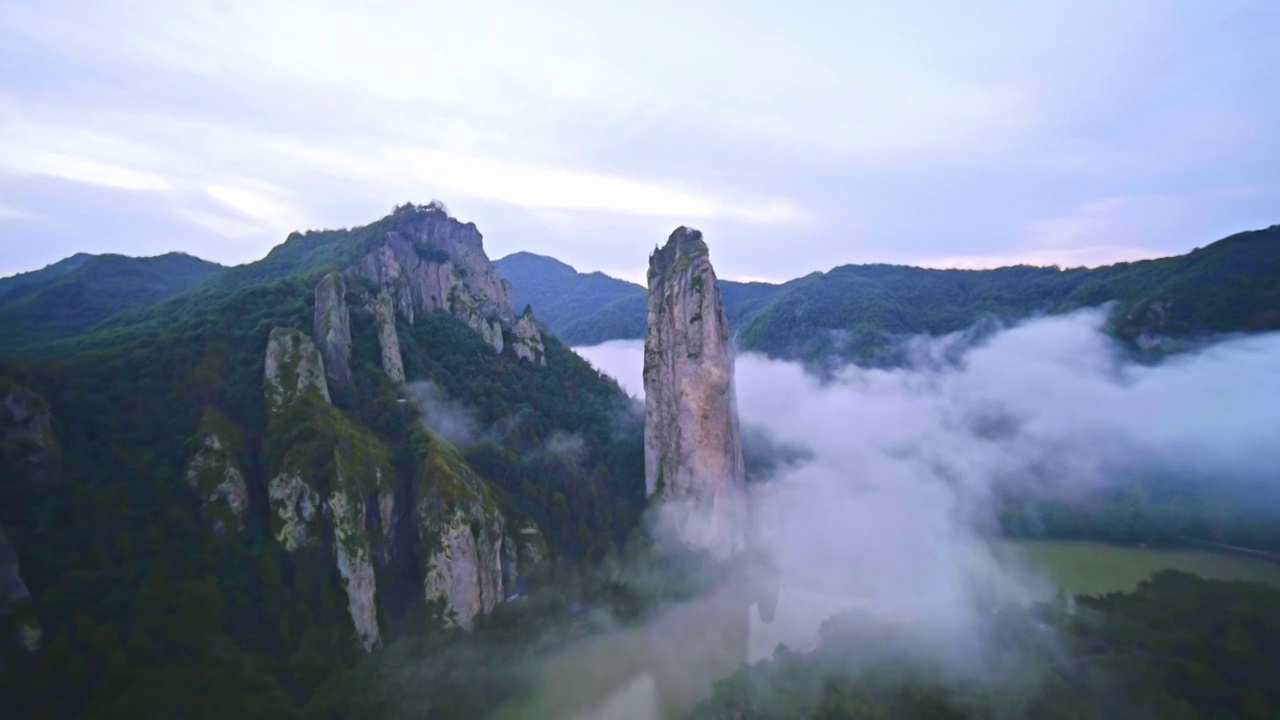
643, 227, 749, 559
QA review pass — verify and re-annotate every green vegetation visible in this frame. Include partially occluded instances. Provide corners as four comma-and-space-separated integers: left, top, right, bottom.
1007, 540, 1280, 595
694, 571, 1280, 719
998, 474, 1280, 552
0, 252, 225, 355
498, 226, 1280, 365
738, 226, 1280, 365
494, 251, 786, 346
0, 207, 648, 718
494, 252, 649, 345
2, 213, 1276, 718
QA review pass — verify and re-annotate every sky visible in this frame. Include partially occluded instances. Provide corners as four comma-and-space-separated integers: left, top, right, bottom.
1, 0, 1278, 283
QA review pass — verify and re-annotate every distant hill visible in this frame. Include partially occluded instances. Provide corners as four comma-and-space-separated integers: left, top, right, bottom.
497, 226, 1280, 364
0, 252, 226, 354
738, 225, 1280, 365
494, 251, 791, 346
494, 252, 648, 345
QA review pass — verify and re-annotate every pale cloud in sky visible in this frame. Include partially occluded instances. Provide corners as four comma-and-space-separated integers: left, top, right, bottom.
1, 0, 1277, 281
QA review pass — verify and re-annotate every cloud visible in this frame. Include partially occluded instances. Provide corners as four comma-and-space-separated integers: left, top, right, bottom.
919, 194, 1197, 269
0, 148, 171, 192
408, 380, 478, 446
0, 203, 38, 222
3, 0, 1278, 288
562, 314, 1280, 715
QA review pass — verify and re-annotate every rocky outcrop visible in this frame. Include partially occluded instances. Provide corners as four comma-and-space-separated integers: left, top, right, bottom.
643, 227, 749, 560
0, 527, 39, 655
308, 203, 549, 384
268, 472, 319, 551
262, 326, 392, 651
343, 202, 543, 366
0, 385, 60, 486
413, 429, 544, 628
313, 272, 353, 385
373, 291, 406, 383
265, 327, 330, 412
512, 305, 546, 365
183, 407, 248, 532
0, 386, 54, 659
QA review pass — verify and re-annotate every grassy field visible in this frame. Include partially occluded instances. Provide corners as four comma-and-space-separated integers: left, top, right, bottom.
1003, 539, 1280, 596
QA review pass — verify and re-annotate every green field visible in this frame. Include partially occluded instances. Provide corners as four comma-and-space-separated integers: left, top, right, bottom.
1003, 539, 1280, 596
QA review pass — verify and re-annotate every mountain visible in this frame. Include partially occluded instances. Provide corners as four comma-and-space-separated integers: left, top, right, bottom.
739, 225, 1280, 364
497, 226, 1280, 363
0, 203, 646, 717
493, 251, 790, 346
0, 252, 226, 355
494, 252, 648, 345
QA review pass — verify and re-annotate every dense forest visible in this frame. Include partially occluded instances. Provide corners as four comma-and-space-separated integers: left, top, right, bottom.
497, 226, 1280, 365
0, 252, 225, 355
2, 211, 1279, 719
0, 206, 652, 717
693, 571, 1280, 719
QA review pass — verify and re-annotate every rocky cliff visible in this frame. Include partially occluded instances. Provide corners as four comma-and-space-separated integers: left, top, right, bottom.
511, 305, 546, 364
1, 385, 60, 486
643, 227, 749, 560
313, 272, 353, 385
183, 407, 248, 533
256, 322, 543, 647
0, 527, 39, 656
413, 429, 545, 628
313, 202, 545, 381
0, 385, 55, 658
263, 326, 391, 651
373, 291, 406, 383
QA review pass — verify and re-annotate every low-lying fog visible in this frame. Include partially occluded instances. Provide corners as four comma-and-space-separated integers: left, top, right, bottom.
503, 309, 1280, 719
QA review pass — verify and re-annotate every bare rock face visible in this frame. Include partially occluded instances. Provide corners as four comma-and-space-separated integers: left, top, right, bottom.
512, 305, 546, 365
643, 227, 749, 560
346, 203, 543, 364
268, 472, 319, 551
264, 327, 330, 412
183, 407, 248, 533
262, 326, 391, 651
414, 430, 544, 628
0, 385, 60, 486
373, 291, 406, 383
313, 272, 353, 385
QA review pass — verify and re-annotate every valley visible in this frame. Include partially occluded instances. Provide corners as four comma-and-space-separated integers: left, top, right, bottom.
1, 206, 1278, 719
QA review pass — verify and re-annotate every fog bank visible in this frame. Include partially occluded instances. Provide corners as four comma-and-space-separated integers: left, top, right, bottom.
550, 311, 1280, 717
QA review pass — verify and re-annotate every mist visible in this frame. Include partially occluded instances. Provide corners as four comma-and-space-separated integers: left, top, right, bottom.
541, 310, 1280, 718
408, 379, 478, 445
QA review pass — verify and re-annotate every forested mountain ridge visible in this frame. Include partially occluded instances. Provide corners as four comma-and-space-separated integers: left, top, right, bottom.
494, 251, 791, 347
0, 203, 647, 717
0, 252, 226, 355
496, 225, 1280, 363
494, 252, 648, 345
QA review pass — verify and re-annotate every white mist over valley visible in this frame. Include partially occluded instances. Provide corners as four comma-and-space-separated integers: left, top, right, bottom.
511, 311, 1280, 719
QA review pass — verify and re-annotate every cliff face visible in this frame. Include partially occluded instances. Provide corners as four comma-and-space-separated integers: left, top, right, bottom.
414, 430, 543, 628
511, 305, 546, 364
313, 272, 353, 385
1, 385, 60, 486
183, 407, 248, 533
265, 326, 331, 411
263, 327, 391, 651
327, 203, 544, 373
0, 527, 39, 655
643, 227, 749, 560
373, 291, 406, 383
0, 385, 55, 657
